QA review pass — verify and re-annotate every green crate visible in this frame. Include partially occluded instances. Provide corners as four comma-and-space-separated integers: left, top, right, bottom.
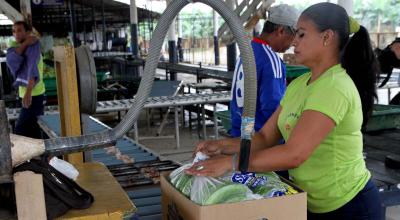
285, 65, 309, 78
365, 104, 400, 131
96, 71, 108, 82
43, 77, 57, 96
215, 110, 231, 131
43, 72, 107, 97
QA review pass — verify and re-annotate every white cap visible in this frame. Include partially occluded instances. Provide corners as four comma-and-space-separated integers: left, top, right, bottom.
267, 4, 299, 29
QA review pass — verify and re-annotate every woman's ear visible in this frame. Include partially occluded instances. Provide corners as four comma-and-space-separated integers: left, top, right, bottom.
322, 29, 335, 46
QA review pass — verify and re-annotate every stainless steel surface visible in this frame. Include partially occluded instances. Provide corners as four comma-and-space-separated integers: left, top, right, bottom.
7, 92, 231, 121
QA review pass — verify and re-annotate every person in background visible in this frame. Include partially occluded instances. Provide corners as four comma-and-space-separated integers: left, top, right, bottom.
230, 4, 299, 138
188, 3, 381, 219
6, 21, 46, 139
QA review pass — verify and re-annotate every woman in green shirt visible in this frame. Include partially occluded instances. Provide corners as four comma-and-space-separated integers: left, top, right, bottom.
186, 3, 381, 219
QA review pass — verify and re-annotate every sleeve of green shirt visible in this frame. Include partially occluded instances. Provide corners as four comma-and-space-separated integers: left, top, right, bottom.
303, 86, 350, 125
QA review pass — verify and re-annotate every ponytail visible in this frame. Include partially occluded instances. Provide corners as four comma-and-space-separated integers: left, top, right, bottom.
341, 26, 379, 127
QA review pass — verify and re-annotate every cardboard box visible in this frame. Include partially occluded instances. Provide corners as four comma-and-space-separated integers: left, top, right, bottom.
161, 172, 307, 220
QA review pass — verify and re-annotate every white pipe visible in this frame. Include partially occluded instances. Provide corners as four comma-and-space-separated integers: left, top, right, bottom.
166, 0, 176, 41
130, 0, 138, 24
337, 0, 353, 16
213, 10, 218, 37
178, 15, 183, 38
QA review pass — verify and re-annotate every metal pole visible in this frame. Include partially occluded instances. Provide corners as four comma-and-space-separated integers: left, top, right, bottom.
177, 15, 184, 62
213, 10, 220, 65
226, 0, 236, 71
166, 0, 178, 80
213, 104, 218, 139
202, 104, 206, 139
101, 0, 106, 51
134, 121, 139, 141
69, 0, 78, 46
175, 107, 180, 148
130, 0, 139, 56
81, 0, 87, 44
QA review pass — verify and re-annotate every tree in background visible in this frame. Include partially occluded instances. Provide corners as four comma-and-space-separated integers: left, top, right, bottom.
353, 0, 400, 33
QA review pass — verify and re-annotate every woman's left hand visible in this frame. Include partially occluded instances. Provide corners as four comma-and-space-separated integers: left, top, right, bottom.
185, 155, 232, 177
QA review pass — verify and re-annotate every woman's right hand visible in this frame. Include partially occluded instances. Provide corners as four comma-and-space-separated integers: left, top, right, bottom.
193, 140, 224, 157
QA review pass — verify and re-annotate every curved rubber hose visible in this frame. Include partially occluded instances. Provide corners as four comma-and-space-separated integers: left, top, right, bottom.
45, 0, 257, 160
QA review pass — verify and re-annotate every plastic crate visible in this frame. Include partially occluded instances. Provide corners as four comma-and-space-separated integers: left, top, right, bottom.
215, 110, 231, 132
43, 72, 107, 97
365, 104, 400, 131
285, 65, 309, 78
43, 77, 57, 96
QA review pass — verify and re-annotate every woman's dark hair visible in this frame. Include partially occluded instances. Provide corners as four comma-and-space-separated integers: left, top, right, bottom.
13, 21, 32, 32
301, 2, 379, 127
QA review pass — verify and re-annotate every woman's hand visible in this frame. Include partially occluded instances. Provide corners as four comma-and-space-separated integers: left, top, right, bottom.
185, 155, 232, 177
193, 140, 224, 157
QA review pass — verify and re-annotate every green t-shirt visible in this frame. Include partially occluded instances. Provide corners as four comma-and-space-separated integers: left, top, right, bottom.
278, 64, 370, 213
9, 41, 46, 98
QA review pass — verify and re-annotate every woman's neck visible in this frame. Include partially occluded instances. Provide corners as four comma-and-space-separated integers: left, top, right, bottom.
308, 55, 339, 84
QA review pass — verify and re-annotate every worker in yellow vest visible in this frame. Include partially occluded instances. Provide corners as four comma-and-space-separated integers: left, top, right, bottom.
6, 21, 46, 138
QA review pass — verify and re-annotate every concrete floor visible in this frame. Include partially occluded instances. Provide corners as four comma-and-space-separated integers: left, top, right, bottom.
125, 109, 221, 165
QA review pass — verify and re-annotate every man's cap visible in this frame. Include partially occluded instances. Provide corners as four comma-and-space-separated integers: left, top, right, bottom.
267, 4, 299, 29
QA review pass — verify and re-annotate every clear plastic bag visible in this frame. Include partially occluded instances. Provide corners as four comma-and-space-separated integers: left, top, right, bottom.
169, 164, 193, 197
190, 176, 225, 205
49, 157, 79, 180
169, 152, 210, 197
169, 152, 266, 205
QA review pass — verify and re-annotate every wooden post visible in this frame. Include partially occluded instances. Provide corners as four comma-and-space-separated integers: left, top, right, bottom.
19, 0, 32, 26
14, 171, 47, 220
0, 1, 24, 22
53, 45, 83, 164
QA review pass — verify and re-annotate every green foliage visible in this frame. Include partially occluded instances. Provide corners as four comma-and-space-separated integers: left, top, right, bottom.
275, 0, 400, 32
353, 0, 400, 32
179, 9, 215, 38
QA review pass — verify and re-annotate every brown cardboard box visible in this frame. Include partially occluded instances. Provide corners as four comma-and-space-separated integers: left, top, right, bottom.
161, 172, 307, 220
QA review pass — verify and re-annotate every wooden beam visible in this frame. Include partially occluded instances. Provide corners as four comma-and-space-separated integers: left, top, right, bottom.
0, 1, 24, 22
0, 0, 40, 36
14, 171, 47, 220
19, 0, 32, 26
53, 46, 83, 165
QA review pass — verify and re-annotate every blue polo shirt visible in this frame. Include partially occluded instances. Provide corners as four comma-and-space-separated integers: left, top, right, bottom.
230, 38, 286, 137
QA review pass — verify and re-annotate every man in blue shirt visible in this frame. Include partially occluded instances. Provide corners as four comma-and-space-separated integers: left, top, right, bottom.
230, 4, 299, 137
